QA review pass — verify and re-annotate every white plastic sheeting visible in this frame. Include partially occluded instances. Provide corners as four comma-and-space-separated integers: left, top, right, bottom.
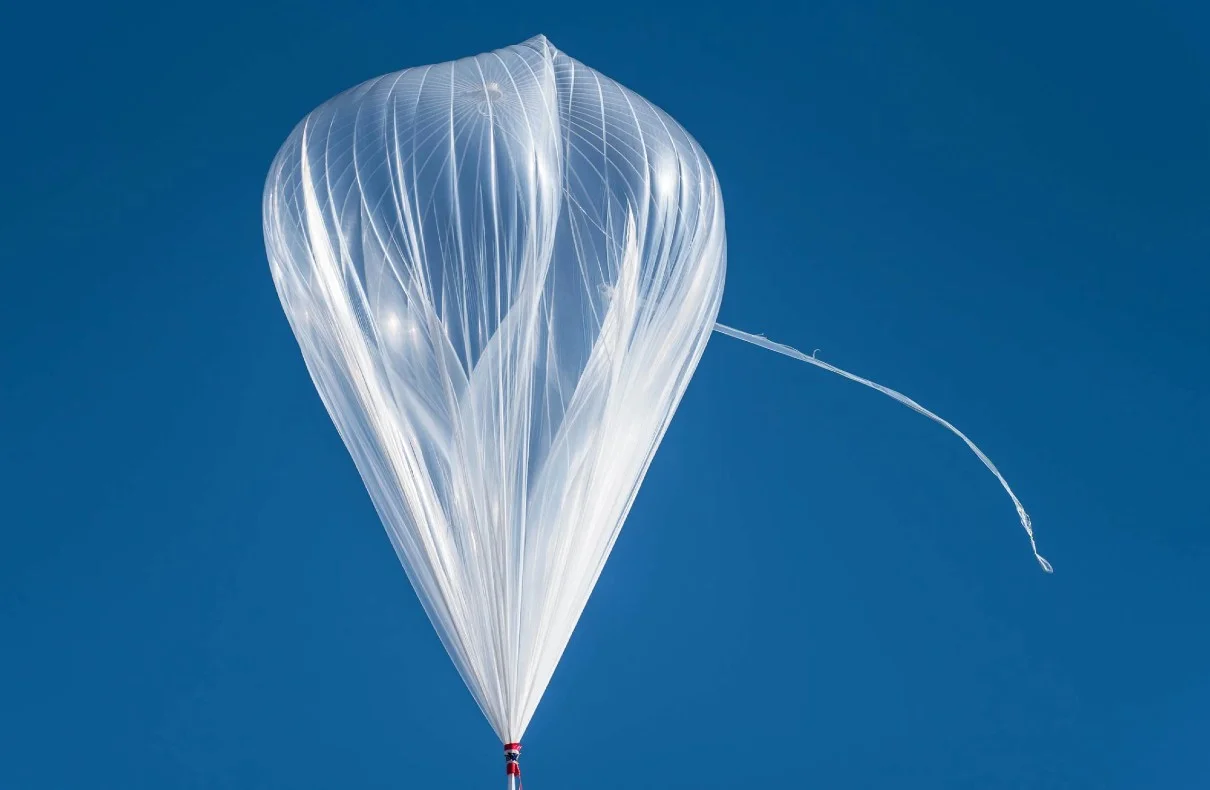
713, 324, 1051, 573
263, 36, 725, 743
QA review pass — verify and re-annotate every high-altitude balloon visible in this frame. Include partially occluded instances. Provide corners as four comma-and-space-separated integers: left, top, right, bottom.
263, 35, 724, 763
264, 32, 1050, 788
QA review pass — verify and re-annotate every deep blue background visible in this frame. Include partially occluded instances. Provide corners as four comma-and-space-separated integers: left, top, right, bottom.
2, 1, 1207, 787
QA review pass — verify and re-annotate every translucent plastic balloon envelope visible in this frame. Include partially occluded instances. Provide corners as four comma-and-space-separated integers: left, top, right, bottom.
263, 36, 725, 745
265, 34, 1052, 782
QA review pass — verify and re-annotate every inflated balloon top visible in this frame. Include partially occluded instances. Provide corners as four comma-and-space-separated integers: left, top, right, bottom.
264, 34, 1047, 786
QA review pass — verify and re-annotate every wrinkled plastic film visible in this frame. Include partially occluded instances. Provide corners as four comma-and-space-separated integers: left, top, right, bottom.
713, 324, 1051, 572
264, 36, 726, 742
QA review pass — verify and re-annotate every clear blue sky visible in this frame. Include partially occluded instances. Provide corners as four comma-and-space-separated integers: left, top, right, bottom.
2, 1, 1207, 787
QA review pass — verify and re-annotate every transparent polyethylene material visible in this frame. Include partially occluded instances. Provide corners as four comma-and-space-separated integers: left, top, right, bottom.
263, 36, 725, 742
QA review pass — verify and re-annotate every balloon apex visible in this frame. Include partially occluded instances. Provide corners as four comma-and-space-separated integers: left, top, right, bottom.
523, 34, 556, 52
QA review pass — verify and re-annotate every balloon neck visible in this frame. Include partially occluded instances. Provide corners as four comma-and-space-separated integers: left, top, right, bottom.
504, 742, 522, 777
